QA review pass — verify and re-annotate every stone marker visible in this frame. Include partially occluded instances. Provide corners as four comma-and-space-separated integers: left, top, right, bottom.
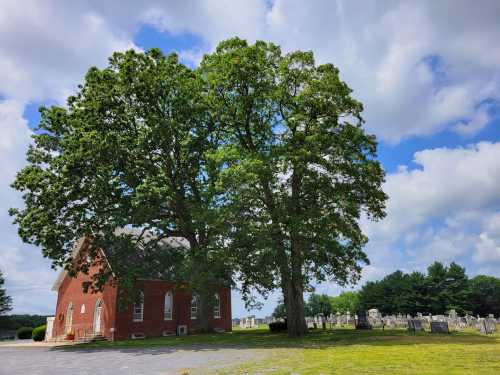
430, 321, 449, 333
479, 318, 497, 334
408, 319, 424, 333
355, 310, 372, 330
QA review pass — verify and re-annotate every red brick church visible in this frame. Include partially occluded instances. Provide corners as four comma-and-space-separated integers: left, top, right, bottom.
50, 234, 232, 341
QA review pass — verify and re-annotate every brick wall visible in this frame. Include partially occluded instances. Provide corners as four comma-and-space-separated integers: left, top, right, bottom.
53, 267, 117, 341
114, 280, 232, 340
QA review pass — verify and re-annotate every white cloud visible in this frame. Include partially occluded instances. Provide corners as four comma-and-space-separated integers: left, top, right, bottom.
0, 0, 137, 103
2, 1, 499, 141
1, 1, 500, 315
0, 100, 57, 314
367, 142, 500, 244
473, 213, 500, 263
357, 142, 500, 287
453, 104, 493, 136
263, 1, 500, 142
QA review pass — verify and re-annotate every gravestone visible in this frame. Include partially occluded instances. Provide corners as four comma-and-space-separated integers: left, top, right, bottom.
479, 318, 497, 334
408, 319, 424, 333
355, 310, 372, 330
430, 321, 449, 333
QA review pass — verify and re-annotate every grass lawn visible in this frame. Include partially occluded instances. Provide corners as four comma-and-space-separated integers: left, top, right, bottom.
79, 326, 500, 374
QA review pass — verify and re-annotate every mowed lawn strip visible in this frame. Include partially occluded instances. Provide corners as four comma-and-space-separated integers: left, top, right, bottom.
76, 327, 500, 374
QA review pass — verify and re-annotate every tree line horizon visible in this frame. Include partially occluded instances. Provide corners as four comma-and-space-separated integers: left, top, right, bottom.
273, 261, 500, 320
9, 38, 388, 336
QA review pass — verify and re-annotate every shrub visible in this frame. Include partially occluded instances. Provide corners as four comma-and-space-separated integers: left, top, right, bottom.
32, 324, 46, 342
16, 326, 33, 339
269, 321, 287, 332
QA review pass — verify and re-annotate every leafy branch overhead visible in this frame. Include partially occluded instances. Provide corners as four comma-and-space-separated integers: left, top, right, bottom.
10, 38, 387, 336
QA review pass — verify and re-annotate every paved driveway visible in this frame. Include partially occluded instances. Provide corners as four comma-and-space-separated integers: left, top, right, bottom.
0, 345, 266, 375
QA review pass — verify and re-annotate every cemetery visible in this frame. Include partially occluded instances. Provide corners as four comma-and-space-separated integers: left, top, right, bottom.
78, 314, 500, 374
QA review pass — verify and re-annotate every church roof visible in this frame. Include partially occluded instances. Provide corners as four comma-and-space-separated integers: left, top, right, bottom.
51, 228, 190, 291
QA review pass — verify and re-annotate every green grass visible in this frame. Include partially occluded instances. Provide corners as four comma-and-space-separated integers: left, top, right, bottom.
77, 326, 500, 374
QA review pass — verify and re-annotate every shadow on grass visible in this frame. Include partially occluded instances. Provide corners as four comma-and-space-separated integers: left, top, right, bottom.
51, 328, 500, 355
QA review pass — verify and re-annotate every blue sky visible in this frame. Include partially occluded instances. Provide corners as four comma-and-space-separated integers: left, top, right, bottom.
1, 1, 500, 318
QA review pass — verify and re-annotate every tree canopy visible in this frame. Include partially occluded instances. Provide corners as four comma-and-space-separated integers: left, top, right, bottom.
358, 262, 474, 315
469, 275, 500, 317
200, 38, 386, 335
305, 294, 332, 317
11, 38, 387, 336
10, 49, 230, 332
330, 291, 360, 314
0, 270, 12, 315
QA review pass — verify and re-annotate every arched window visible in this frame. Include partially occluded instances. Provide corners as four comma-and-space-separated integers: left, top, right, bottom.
190, 295, 198, 320
65, 303, 73, 334
80, 304, 86, 314
133, 291, 144, 322
214, 293, 221, 319
164, 291, 173, 321
93, 299, 103, 334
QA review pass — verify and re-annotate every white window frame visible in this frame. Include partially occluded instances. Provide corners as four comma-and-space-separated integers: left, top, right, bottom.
133, 291, 144, 322
80, 304, 86, 314
191, 295, 198, 320
65, 303, 74, 334
214, 293, 221, 319
164, 291, 173, 321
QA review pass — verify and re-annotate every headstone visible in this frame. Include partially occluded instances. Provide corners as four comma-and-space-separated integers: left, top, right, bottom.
479, 318, 497, 334
355, 310, 372, 330
408, 319, 424, 333
430, 321, 449, 333
385, 315, 396, 328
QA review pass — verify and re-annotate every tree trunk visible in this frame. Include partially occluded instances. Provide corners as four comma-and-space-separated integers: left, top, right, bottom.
285, 278, 307, 336
198, 291, 214, 333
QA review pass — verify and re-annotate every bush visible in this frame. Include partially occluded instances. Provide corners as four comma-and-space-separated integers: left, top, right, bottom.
32, 325, 46, 341
269, 321, 287, 332
16, 326, 33, 339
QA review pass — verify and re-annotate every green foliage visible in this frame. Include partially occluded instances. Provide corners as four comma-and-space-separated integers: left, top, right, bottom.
272, 301, 287, 320
305, 294, 332, 317
0, 270, 12, 315
200, 38, 387, 335
16, 326, 33, 339
0, 315, 48, 330
358, 262, 475, 315
10, 48, 231, 331
330, 291, 360, 314
469, 275, 500, 317
32, 324, 46, 341
11, 38, 387, 336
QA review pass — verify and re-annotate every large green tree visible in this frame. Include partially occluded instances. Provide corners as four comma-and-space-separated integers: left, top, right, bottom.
469, 275, 500, 317
427, 261, 470, 315
272, 300, 287, 320
10, 49, 230, 332
0, 270, 12, 315
305, 293, 332, 317
359, 262, 472, 315
330, 291, 360, 314
201, 39, 387, 336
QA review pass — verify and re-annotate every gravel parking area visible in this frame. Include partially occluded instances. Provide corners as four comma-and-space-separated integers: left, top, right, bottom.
0, 345, 267, 375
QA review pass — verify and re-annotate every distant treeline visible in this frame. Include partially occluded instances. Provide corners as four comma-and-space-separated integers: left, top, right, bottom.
273, 261, 500, 319
358, 262, 500, 316
0, 314, 48, 330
